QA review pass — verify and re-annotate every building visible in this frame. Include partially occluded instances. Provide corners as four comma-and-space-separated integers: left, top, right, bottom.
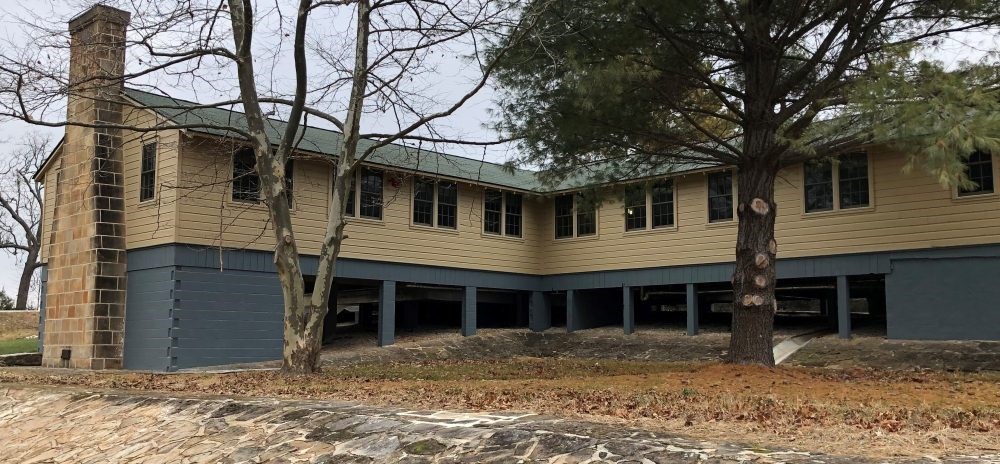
34, 5, 1000, 370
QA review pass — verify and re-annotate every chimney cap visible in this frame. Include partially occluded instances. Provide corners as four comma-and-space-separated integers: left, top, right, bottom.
68, 4, 131, 32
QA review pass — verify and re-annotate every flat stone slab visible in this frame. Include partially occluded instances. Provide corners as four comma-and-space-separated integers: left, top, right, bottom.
0, 351, 41, 367
0, 385, 995, 463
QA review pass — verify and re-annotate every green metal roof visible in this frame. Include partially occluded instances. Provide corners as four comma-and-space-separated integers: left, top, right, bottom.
123, 88, 716, 193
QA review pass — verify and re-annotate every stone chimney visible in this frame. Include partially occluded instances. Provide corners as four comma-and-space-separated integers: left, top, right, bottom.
42, 4, 130, 369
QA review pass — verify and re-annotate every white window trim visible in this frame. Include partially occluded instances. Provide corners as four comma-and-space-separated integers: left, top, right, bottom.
623, 179, 679, 234
335, 167, 385, 223
705, 169, 737, 227
952, 152, 999, 201
482, 189, 524, 239
554, 193, 599, 240
137, 137, 159, 205
802, 152, 875, 217
409, 178, 459, 231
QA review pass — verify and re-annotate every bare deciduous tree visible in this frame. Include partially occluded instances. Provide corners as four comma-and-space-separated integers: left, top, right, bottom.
0, 0, 540, 372
0, 134, 46, 311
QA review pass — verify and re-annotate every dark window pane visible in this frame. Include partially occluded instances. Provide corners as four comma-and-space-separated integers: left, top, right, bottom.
504, 192, 522, 237
804, 160, 833, 212
343, 173, 356, 217
284, 160, 294, 206
554, 194, 574, 238
576, 194, 596, 236
359, 168, 383, 219
412, 179, 434, 226
139, 142, 156, 202
707, 171, 733, 222
651, 179, 674, 228
484, 189, 502, 234
624, 184, 646, 231
232, 148, 260, 202
437, 181, 458, 229
838, 153, 869, 208
959, 151, 995, 196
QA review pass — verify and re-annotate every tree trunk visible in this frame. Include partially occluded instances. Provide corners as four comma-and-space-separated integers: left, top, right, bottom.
728, 161, 778, 366
15, 248, 39, 311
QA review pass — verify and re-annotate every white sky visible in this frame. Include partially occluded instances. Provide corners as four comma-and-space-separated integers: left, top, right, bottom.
0, 1, 997, 305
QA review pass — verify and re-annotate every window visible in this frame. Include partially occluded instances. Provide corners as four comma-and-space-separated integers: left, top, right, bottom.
554, 194, 574, 239
958, 151, 995, 197
838, 153, 869, 208
624, 179, 675, 231
484, 189, 502, 234
804, 160, 834, 213
359, 168, 383, 219
284, 160, 294, 207
343, 174, 356, 217
232, 148, 260, 202
504, 192, 522, 237
411, 179, 458, 229
803, 153, 870, 213
483, 189, 522, 237
139, 142, 156, 202
707, 171, 733, 222
624, 184, 647, 231
413, 179, 434, 226
554, 193, 596, 238
651, 179, 674, 228
437, 181, 458, 229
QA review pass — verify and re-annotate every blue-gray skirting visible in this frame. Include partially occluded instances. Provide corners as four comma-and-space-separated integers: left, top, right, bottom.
110, 243, 1000, 370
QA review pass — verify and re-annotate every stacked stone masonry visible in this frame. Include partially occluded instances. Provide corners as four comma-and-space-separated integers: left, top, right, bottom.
41, 6, 130, 369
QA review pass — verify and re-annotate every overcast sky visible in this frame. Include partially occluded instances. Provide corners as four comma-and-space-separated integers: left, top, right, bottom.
0, 1, 998, 306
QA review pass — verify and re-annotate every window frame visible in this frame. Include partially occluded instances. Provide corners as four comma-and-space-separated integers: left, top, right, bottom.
955, 151, 998, 199
706, 170, 736, 224
139, 140, 158, 203
231, 147, 261, 204
553, 193, 599, 240
409, 177, 460, 231
358, 167, 384, 220
482, 188, 523, 239
623, 179, 677, 234
801, 152, 875, 216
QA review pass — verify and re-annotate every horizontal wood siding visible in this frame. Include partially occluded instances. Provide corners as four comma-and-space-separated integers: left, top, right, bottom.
121, 105, 177, 249
173, 136, 544, 275
39, 156, 59, 262
541, 147, 1000, 274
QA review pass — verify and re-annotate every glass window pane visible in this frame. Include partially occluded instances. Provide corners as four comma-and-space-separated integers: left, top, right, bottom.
140, 142, 156, 202
504, 192, 522, 237
554, 194, 574, 238
804, 160, 833, 212
651, 179, 674, 228
484, 189, 502, 234
707, 171, 733, 222
412, 179, 434, 226
437, 181, 458, 229
959, 151, 995, 196
359, 168, 383, 219
576, 194, 596, 236
232, 148, 260, 202
343, 173, 356, 217
624, 184, 646, 231
838, 153, 869, 208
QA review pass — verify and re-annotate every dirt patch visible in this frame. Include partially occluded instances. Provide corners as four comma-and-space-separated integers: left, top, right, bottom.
0, 311, 38, 340
3, 360, 998, 458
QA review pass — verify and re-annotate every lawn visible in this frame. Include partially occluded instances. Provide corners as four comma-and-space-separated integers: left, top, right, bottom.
2, 358, 998, 458
0, 337, 37, 355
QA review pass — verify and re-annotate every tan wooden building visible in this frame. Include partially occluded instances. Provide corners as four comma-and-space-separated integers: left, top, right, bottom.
35, 5, 1000, 370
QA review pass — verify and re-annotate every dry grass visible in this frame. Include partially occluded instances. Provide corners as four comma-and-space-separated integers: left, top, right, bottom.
2, 359, 998, 458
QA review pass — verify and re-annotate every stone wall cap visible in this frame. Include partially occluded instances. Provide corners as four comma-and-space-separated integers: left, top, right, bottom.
68, 4, 131, 32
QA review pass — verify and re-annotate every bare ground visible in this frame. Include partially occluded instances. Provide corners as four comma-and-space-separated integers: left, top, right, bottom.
3, 326, 998, 459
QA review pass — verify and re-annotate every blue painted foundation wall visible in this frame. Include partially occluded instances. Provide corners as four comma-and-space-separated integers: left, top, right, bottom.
112, 243, 1000, 370
886, 257, 1000, 340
